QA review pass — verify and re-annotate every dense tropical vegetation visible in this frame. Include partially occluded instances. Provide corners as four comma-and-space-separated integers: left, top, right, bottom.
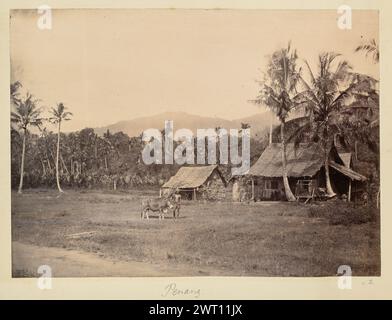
10, 90, 265, 192
10, 41, 379, 203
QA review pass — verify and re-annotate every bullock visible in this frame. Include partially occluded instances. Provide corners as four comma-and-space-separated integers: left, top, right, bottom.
141, 197, 174, 220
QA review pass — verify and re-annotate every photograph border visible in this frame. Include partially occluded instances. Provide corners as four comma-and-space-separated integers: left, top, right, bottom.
1, 0, 391, 300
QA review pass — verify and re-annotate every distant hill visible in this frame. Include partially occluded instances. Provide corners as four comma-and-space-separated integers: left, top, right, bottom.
93, 111, 278, 138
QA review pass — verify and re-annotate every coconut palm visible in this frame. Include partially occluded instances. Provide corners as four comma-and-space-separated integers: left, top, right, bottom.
10, 81, 22, 105
355, 39, 379, 63
49, 103, 73, 193
353, 38, 380, 147
240, 123, 251, 130
252, 43, 300, 201
11, 93, 43, 193
289, 52, 371, 196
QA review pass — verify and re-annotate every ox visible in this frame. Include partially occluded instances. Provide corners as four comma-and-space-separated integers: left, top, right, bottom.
141, 197, 174, 220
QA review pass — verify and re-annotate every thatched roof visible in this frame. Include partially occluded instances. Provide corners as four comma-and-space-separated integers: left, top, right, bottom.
338, 152, 352, 168
329, 161, 367, 181
249, 143, 324, 178
249, 143, 366, 181
162, 165, 221, 189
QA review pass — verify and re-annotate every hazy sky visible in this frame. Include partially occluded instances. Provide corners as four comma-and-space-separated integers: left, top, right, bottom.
10, 9, 379, 132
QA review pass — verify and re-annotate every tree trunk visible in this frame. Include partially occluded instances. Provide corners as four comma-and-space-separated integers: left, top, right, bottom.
41, 159, 46, 176
49, 150, 56, 172
377, 188, 380, 209
55, 121, 64, 193
47, 158, 52, 171
324, 148, 336, 197
251, 178, 255, 201
280, 121, 296, 201
17, 128, 26, 194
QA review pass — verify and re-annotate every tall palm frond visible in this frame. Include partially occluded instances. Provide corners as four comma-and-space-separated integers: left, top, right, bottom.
49, 102, 73, 123
11, 93, 43, 130
10, 81, 22, 105
355, 39, 379, 63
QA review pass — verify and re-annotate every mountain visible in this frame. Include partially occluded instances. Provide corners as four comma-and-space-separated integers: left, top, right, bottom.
93, 111, 278, 139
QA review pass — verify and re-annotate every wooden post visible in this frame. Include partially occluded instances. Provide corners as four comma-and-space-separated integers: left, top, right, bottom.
159, 188, 162, 198
41, 159, 46, 176
377, 188, 380, 209
348, 179, 352, 202
251, 178, 255, 201
193, 188, 197, 201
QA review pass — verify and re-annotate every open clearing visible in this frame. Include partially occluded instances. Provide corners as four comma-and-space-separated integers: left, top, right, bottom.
12, 189, 380, 277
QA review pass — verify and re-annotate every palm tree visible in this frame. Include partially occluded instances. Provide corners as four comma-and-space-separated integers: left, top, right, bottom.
214, 126, 223, 164
10, 81, 22, 105
11, 93, 43, 193
355, 39, 379, 63
102, 129, 115, 169
252, 43, 300, 201
290, 52, 357, 196
49, 103, 72, 193
339, 73, 379, 207
240, 123, 251, 130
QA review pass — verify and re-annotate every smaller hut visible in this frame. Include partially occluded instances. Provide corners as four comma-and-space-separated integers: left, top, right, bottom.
161, 165, 227, 200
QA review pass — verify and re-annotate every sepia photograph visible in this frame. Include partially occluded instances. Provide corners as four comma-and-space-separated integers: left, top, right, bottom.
9, 8, 380, 279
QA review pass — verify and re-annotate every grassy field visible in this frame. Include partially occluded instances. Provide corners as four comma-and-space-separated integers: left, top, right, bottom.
11, 189, 380, 277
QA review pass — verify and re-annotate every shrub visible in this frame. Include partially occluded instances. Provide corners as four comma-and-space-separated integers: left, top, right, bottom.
307, 200, 378, 226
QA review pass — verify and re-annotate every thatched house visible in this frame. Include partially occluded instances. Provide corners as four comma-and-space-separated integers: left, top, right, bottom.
248, 143, 367, 201
161, 165, 227, 200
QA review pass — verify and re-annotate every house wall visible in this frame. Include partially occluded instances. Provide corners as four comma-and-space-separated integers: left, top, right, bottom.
161, 187, 195, 200
232, 180, 241, 202
199, 171, 227, 201
253, 177, 285, 201
252, 175, 323, 201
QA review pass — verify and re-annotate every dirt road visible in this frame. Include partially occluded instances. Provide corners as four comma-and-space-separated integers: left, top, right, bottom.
12, 242, 222, 277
